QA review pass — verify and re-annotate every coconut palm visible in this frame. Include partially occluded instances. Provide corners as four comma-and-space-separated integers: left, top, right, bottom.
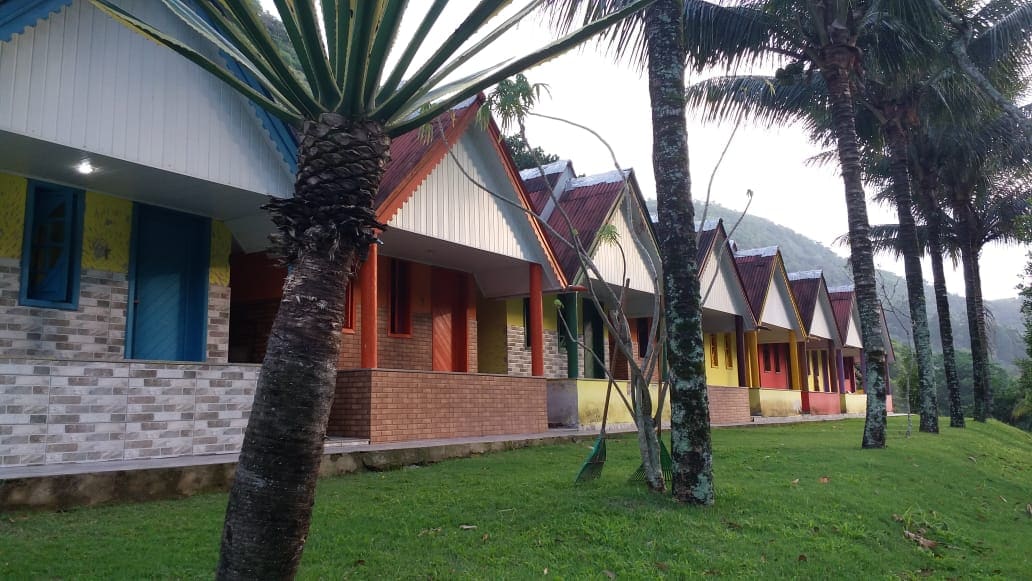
544, 0, 714, 504
88, 0, 655, 576
677, 0, 953, 448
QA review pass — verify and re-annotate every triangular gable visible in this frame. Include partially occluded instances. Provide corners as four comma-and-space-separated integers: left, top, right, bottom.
829, 288, 863, 348
520, 159, 574, 214
591, 195, 659, 294
699, 221, 756, 327
788, 272, 840, 343
736, 248, 805, 335
377, 96, 565, 290
0, 0, 294, 196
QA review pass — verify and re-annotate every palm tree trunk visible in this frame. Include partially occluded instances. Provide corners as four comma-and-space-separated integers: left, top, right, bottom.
927, 211, 964, 427
647, 0, 712, 504
958, 207, 991, 421
820, 50, 888, 449
885, 125, 938, 433
217, 114, 389, 579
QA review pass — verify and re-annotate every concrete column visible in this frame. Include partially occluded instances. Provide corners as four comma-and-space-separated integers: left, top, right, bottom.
787, 331, 801, 390
746, 331, 760, 388
835, 348, 846, 394
359, 243, 378, 368
529, 263, 544, 377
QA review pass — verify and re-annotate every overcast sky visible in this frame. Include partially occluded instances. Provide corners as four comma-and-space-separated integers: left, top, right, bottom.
257, 1, 1028, 300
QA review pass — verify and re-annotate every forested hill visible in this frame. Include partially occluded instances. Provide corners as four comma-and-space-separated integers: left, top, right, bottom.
643, 200, 1025, 370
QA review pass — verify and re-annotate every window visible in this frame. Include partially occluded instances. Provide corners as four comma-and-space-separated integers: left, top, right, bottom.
820, 351, 829, 391
762, 344, 771, 372
342, 277, 355, 331
20, 182, 84, 310
773, 345, 781, 373
812, 352, 820, 390
709, 334, 718, 368
724, 334, 733, 369
637, 318, 650, 358
389, 259, 411, 335
522, 298, 531, 347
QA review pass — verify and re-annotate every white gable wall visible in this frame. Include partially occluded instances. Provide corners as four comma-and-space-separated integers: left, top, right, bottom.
809, 292, 839, 342
389, 128, 544, 264
0, 0, 293, 197
845, 304, 863, 348
762, 270, 801, 333
591, 202, 657, 294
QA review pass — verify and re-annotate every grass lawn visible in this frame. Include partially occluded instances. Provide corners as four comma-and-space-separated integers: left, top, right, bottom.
2, 417, 1030, 579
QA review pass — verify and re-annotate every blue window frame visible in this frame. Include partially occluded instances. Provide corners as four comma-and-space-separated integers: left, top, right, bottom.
19, 181, 84, 310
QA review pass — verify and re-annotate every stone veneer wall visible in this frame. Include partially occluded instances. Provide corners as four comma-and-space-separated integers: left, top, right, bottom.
0, 359, 258, 467
505, 327, 566, 378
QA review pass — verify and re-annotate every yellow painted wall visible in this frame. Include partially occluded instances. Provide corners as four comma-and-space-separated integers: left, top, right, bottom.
477, 295, 508, 374
504, 295, 560, 332
842, 393, 867, 413
575, 378, 669, 426
748, 388, 802, 416
81, 192, 133, 273
0, 172, 27, 259
703, 331, 739, 387
543, 293, 559, 332
505, 298, 523, 327
209, 220, 232, 286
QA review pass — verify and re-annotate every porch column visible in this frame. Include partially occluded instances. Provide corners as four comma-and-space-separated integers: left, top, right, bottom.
561, 292, 579, 379
529, 263, 544, 377
787, 331, 801, 390
746, 331, 759, 388
360, 243, 378, 368
835, 349, 846, 394
825, 339, 835, 392
734, 315, 747, 387
860, 351, 868, 393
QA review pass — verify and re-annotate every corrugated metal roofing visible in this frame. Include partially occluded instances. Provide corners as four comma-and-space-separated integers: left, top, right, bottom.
374, 100, 478, 208
546, 179, 625, 280
734, 253, 776, 315
828, 290, 855, 344
789, 276, 821, 332
696, 227, 718, 268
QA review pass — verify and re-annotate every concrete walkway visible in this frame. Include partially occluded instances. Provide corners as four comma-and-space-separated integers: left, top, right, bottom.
0, 413, 869, 511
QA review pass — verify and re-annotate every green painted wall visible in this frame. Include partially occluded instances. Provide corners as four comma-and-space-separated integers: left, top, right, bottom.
81, 192, 133, 273
209, 221, 232, 286
0, 173, 27, 259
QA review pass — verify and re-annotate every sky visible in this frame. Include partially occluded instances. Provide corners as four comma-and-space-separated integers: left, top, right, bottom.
256, 1, 1028, 301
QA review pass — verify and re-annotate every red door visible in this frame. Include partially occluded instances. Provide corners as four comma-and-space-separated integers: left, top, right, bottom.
431, 268, 468, 372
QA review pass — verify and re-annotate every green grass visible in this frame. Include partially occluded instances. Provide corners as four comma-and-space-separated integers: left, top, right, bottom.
2, 418, 1031, 579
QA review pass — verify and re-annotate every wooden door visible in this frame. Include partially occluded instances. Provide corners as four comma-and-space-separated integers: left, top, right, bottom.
431, 268, 468, 372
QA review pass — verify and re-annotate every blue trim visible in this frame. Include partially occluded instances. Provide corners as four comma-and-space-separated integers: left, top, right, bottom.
18, 180, 84, 311
0, 0, 72, 43
186, 0, 298, 173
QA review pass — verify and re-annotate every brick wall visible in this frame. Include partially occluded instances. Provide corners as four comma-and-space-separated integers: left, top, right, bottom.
329, 369, 547, 444
327, 371, 371, 438
707, 385, 752, 426
505, 327, 565, 378
0, 358, 258, 466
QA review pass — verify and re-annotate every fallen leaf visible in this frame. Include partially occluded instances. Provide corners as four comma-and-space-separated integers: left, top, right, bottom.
791, 478, 800, 486
892, 514, 904, 522
904, 529, 939, 549
543, 568, 549, 575
798, 554, 808, 562
760, 554, 767, 563
655, 562, 670, 572
482, 533, 489, 542
1026, 504, 1031, 517
418, 527, 442, 536
968, 456, 977, 463
999, 496, 1008, 503
459, 524, 478, 530
819, 476, 831, 484
353, 560, 366, 566
604, 570, 616, 579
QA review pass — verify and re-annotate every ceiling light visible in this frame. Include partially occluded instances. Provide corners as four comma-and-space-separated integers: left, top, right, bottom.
75, 160, 95, 175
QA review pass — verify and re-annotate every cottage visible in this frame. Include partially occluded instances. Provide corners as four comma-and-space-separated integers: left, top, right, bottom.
788, 270, 845, 414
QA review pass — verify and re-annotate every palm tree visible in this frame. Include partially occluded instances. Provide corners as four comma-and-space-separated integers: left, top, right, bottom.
545, 0, 715, 504
89, 0, 654, 576
678, 0, 949, 448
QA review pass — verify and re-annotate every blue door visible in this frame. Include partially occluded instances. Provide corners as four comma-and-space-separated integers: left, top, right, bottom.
128, 205, 210, 361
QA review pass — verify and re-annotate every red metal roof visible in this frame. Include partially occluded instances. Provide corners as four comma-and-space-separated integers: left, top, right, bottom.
545, 179, 624, 281
374, 100, 478, 209
789, 277, 821, 332
734, 253, 776, 316
696, 227, 718, 268
828, 290, 855, 343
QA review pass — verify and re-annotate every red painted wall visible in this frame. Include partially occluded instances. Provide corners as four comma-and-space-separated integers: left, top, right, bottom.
758, 343, 790, 389
809, 391, 841, 415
